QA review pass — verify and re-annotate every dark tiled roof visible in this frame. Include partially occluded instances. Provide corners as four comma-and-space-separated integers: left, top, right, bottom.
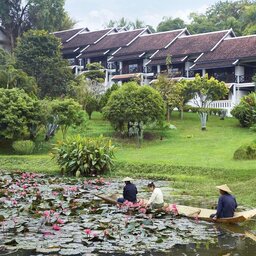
192, 60, 236, 70
53, 28, 86, 43
148, 56, 186, 66
114, 29, 185, 56
63, 28, 112, 50
83, 29, 146, 53
152, 30, 230, 60
111, 53, 143, 61
197, 36, 256, 63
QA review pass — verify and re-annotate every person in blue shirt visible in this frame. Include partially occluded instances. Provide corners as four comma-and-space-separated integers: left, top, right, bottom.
117, 177, 137, 203
211, 184, 237, 220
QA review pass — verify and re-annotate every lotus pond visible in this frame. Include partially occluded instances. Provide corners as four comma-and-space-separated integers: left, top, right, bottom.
0, 171, 256, 256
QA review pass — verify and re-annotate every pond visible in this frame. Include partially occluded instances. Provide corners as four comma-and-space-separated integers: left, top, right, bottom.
0, 172, 255, 256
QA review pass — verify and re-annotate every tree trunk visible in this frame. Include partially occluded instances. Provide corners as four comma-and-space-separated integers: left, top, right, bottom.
198, 111, 207, 130
166, 104, 170, 122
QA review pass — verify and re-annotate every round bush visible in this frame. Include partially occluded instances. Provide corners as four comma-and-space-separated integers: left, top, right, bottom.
233, 141, 256, 160
12, 140, 35, 155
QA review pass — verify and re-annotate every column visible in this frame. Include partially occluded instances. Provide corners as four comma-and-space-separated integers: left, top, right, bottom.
119, 61, 123, 74
157, 65, 161, 74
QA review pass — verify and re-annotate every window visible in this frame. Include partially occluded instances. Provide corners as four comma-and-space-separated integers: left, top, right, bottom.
129, 64, 138, 73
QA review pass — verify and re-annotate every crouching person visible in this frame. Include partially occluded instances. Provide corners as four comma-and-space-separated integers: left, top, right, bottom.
117, 177, 137, 203
146, 182, 164, 209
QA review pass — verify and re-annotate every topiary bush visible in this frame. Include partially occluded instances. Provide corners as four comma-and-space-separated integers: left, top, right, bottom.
233, 140, 256, 160
12, 140, 35, 155
231, 92, 256, 127
53, 135, 115, 176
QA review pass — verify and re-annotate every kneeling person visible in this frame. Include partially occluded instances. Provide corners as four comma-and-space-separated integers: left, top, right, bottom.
146, 182, 164, 209
211, 184, 237, 219
117, 177, 137, 203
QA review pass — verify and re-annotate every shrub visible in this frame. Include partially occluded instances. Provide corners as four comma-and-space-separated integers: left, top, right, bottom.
233, 140, 256, 160
231, 92, 256, 127
53, 135, 115, 176
12, 140, 35, 155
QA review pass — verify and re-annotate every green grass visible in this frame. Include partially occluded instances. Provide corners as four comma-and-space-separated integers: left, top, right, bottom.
0, 111, 256, 206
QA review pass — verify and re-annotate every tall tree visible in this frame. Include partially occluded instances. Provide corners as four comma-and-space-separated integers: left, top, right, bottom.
0, 0, 75, 50
185, 74, 228, 130
188, 0, 255, 35
157, 17, 185, 32
15, 30, 73, 98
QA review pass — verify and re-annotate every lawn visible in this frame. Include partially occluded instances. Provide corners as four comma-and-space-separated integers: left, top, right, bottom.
0, 111, 256, 207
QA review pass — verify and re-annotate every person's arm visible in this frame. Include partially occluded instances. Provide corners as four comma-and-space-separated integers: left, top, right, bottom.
123, 186, 126, 199
147, 189, 157, 206
234, 196, 238, 209
216, 196, 223, 218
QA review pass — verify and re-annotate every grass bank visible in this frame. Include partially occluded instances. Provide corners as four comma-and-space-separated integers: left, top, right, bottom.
0, 111, 255, 207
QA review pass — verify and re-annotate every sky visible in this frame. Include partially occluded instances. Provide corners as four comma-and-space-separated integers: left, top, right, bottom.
65, 0, 234, 30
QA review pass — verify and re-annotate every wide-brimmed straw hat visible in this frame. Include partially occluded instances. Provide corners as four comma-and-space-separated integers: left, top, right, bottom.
216, 184, 232, 194
122, 177, 134, 182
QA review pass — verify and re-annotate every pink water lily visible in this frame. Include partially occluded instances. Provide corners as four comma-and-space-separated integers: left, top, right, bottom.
85, 229, 91, 237
57, 218, 64, 224
43, 210, 51, 218
52, 224, 61, 231
139, 208, 147, 214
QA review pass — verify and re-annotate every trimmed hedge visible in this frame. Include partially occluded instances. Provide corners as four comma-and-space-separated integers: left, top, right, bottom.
233, 140, 256, 160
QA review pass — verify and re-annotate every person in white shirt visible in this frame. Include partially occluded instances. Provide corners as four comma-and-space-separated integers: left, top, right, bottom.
146, 182, 164, 209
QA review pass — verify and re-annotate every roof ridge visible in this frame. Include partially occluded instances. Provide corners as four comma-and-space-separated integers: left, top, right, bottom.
224, 34, 256, 40
141, 28, 185, 36
183, 29, 230, 38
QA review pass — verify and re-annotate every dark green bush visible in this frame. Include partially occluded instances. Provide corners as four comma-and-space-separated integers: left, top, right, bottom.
53, 135, 115, 176
231, 92, 256, 127
233, 140, 256, 160
12, 140, 35, 155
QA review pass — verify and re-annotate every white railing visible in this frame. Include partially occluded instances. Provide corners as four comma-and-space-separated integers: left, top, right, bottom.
209, 100, 233, 116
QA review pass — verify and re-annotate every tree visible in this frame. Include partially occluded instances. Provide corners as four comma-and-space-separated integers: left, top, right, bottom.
188, 0, 255, 35
157, 17, 185, 32
99, 83, 119, 110
105, 17, 132, 29
0, 88, 41, 141
51, 98, 85, 139
0, 0, 75, 50
28, 0, 75, 32
131, 19, 146, 29
185, 74, 228, 130
152, 75, 176, 122
231, 92, 256, 127
103, 82, 165, 137
15, 30, 73, 98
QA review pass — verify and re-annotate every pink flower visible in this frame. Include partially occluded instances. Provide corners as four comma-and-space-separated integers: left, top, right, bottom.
85, 229, 91, 236
57, 218, 64, 224
22, 185, 28, 189
43, 211, 51, 218
52, 224, 61, 231
103, 229, 109, 236
171, 204, 179, 215
139, 208, 147, 214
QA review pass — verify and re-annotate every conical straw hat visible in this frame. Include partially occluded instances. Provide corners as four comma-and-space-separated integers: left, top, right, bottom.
216, 184, 232, 194
122, 177, 133, 182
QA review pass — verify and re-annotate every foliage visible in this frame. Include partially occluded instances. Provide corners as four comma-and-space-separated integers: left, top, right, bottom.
53, 135, 115, 176
12, 140, 35, 155
51, 98, 85, 139
85, 62, 105, 83
152, 75, 193, 121
15, 29, 73, 98
233, 140, 256, 160
187, 0, 255, 35
157, 17, 185, 32
68, 74, 102, 119
0, 64, 38, 95
0, 88, 41, 141
183, 74, 228, 130
103, 82, 165, 134
99, 83, 119, 110
231, 92, 256, 127
0, 0, 75, 50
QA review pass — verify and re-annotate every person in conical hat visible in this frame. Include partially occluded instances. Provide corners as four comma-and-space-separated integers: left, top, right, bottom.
210, 184, 237, 220
117, 177, 137, 203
